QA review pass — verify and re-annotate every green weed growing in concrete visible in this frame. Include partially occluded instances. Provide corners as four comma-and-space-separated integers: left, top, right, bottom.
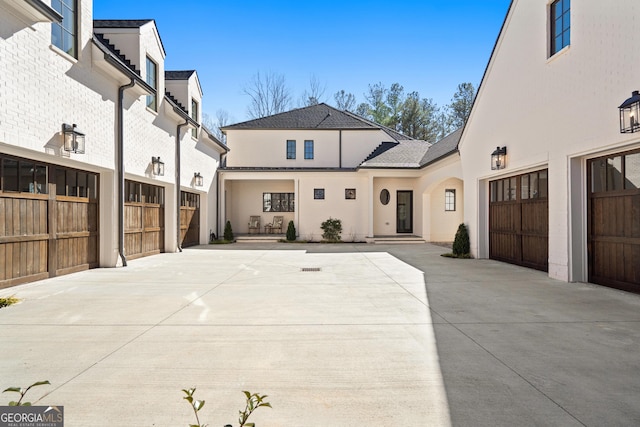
320, 217, 342, 242
182, 388, 271, 427
182, 387, 207, 427
3, 380, 50, 406
0, 295, 20, 309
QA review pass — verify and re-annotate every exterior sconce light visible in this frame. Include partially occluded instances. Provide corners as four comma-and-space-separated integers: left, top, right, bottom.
491, 146, 507, 170
62, 123, 85, 154
194, 172, 203, 187
619, 90, 640, 133
151, 156, 164, 176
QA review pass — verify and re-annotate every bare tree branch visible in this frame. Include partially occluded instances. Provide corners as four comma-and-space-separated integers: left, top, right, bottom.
243, 71, 292, 119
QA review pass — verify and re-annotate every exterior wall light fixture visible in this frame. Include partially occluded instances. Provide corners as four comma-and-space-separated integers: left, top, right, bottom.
62, 123, 85, 154
619, 90, 640, 133
491, 146, 507, 170
151, 156, 164, 176
194, 172, 203, 187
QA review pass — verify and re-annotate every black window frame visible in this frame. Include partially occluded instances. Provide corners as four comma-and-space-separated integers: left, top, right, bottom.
286, 140, 296, 159
146, 56, 158, 111
304, 140, 314, 160
263, 192, 295, 212
314, 188, 325, 200
550, 0, 570, 56
191, 99, 199, 138
51, 0, 78, 58
445, 189, 456, 211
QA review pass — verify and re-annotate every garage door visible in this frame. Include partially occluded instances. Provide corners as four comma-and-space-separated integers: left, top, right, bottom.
1, 155, 98, 288
124, 180, 164, 260
489, 169, 548, 271
588, 150, 640, 292
180, 191, 200, 247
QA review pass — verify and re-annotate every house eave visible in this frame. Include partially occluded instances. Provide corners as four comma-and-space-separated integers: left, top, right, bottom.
1, 0, 62, 24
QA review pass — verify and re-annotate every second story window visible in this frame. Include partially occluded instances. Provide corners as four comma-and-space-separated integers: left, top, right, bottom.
51, 0, 77, 58
191, 99, 199, 138
146, 56, 157, 111
286, 140, 296, 159
550, 0, 570, 56
304, 140, 314, 160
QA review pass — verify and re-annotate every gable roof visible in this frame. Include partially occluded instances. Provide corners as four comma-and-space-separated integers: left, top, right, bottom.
359, 140, 431, 169
93, 19, 154, 28
419, 128, 462, 167
93, 19, 166, 58
165, 70, 196, 80
222, 103, 380, 131
222, 103, 416, 144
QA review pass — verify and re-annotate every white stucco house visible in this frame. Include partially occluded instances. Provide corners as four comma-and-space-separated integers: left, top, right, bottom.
459, 0, 640, 292
220, 104, 463, 242
0, 0, 227, 287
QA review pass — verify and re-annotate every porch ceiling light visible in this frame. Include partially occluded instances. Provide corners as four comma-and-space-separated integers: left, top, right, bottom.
62, 123, 85, 154
491, 146, 507, 170
619, 90, 640, 133
151, 156, 164, 176
194, 172, 203, 187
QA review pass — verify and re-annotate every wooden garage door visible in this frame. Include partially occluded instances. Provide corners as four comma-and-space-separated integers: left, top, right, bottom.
124, 180, 164, 260
1, 155, 98, 289
489, 170, 549, 272
180, 191, 200, 248
588, 150, 640, 292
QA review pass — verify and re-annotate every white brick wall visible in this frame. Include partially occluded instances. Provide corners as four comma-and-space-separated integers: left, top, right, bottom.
0, 1, 224, 267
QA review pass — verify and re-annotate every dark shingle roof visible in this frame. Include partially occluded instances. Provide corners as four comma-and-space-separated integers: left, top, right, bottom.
419, 128, 462, 167
93, 19, 154, 28
360, 140, 431, 168
166, 70, 196, 80
222, 103, 380, 131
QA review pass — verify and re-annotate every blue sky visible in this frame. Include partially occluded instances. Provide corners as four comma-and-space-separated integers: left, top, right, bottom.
93, 1, 511, 124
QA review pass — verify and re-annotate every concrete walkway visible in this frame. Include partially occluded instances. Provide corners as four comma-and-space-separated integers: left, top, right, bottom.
1, 243, 640, 426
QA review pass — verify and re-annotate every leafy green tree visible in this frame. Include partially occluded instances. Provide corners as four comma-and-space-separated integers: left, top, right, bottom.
364, 82, 391, 125
447, 82, 476, 129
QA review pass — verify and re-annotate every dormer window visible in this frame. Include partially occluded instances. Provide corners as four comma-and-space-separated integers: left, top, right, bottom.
51, 0, 77, 58
550, 0, 570, 56
191, 99, 199, 138
146, 56, 157, 111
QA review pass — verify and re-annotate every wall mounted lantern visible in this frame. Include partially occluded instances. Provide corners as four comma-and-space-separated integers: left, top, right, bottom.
491, 146, 507, 170
62, 123, 85, 154
194, 172, 203, 187
151, 156, 164, 176
619, 90, 640, 133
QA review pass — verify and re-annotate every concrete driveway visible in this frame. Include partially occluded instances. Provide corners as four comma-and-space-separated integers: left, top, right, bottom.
1, 243, 640, 426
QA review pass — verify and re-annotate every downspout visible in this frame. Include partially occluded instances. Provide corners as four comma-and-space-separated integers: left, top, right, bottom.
339, 130, 342, 168
117, 79, 136, 267
176, 119, 190, 252
215, 152, 226, 239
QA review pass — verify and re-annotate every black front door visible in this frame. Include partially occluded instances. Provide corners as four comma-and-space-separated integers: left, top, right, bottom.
396, 191, 413, 233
